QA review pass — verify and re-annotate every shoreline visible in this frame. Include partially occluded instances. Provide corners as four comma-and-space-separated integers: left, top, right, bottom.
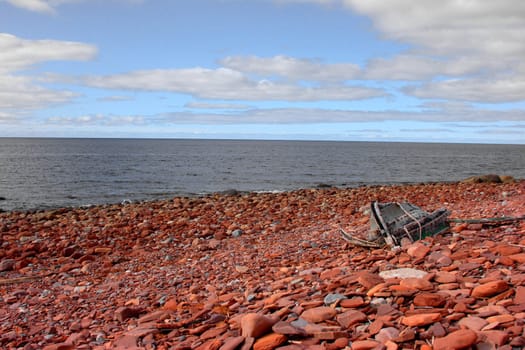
1, 177, 517, 214
1, 180, 524, 349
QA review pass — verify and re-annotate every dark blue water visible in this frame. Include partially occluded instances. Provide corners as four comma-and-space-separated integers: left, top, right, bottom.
0, 138, 523, 212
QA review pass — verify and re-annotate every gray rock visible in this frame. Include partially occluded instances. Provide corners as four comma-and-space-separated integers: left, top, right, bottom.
379, 268, 428, 280
324, 293, 347, 305
231, 229, 243, 237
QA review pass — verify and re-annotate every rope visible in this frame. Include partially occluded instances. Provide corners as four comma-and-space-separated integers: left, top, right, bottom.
399, 205, 423, 240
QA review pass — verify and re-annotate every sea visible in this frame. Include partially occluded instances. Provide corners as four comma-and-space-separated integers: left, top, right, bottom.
0, 138, 524, 212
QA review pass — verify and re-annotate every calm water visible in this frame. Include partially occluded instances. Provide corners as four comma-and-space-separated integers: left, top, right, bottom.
0, 138, 524, 212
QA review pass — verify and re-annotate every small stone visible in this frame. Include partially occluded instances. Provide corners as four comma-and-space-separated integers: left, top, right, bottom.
219, 336, 245, 350
241, 313, 278, 338
114, 306, 142, 322
253, 333, 287, 350
413, 292, 446, 307
508, 253, 525, 263
433, 329, 477, 350
94, 247, 112, 254
458, 316, 489, 331
324, 293, 347, 305
472, 280, 509, 298
272, 321, 306, 336
312, 330, 348, 340
401, 313, 441, 327
337, 310, 367, 328
0, 259, 15, 272
375, 327, 400, 343
349, 340, 380, 350
113, 335, 139, 349
514, 286, 525, 304
356, 272, 384, 289
479, 330, 509, 346
163, 298, 178, 311
197, 339, 223, 350
399, 278, 433, 291
328, 337, 349, 350
367, 319, 384, 335
434, 271, 457, 283
406, 242, 430, 259
428, 251, 452, 266
486, 314, 514, 324
339, 296, 365, 308
138, 310, 170, 324
235, 265, 249, 273
231, 229, 243, 237
491, 244, 521, 256
301, 306, 337, 323
428, 322, 446, 337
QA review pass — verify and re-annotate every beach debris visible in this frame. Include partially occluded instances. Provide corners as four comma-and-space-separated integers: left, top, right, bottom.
461, 174, 515, 183
341, 201, 450, 248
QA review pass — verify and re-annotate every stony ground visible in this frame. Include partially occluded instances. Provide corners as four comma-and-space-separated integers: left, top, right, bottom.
1, 181, 524, 350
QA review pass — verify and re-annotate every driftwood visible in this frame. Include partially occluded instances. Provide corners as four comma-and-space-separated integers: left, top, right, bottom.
0, 273, 54, 285
450, 215, 525, 226
0, 276, 41, 285
340, 227, 384, 248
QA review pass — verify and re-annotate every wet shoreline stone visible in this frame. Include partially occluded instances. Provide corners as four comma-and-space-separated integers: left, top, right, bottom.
0, 181, 524, 349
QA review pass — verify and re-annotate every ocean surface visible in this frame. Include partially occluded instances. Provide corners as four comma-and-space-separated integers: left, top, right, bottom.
0, 138, 524, 212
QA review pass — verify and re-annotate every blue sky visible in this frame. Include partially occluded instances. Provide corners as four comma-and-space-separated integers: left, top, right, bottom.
1, 0, 524, 143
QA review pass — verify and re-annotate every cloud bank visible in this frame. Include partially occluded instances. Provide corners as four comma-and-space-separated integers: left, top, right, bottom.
0, 33, 96, 115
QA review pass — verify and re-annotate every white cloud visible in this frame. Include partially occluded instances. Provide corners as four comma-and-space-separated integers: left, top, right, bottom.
2, 0, 142, 14
364, 54, 509, 81
4, 0, 55, 13
406, 77, 525, 103
0, 33, 97, 73
185, 102, 252, 110
48, 113, 145, 125
343, 0, 525, 57
339, 0, 525, 103
0, 33, 96, 112
84, 67, 385, 101
0, 75, 78, 109
220, 55, 360, 82
46, 105, 525, 127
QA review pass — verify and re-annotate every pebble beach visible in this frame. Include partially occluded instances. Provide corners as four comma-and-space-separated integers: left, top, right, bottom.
1, 180, 525, 350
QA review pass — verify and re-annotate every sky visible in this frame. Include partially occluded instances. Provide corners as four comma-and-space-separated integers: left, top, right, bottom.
0, 0, 524, 144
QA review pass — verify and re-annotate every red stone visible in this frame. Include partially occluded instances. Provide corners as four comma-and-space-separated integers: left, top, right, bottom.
479, 330, 510, 346
509, 253, 525, 263
471, 280, 509, 298
349, 340, 380, 350
515, 286, 525, 304
114, 306, 142, 322
433, 329, 477, 350
219, 336, 245, 350
458, 316, 488, 331
406, 242, 430, 259
336, 310, 367, 328
356, 272, 384, 289
163, 298, 178, 311
241, 313, 278, 338
413, 292, 446, 307
434, 271, 457, 283
301, 306, 337, 323
399, 278, 433, 291
339, 296, 365, 308
253, 333, 287, 350
401, 313, 441, 327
